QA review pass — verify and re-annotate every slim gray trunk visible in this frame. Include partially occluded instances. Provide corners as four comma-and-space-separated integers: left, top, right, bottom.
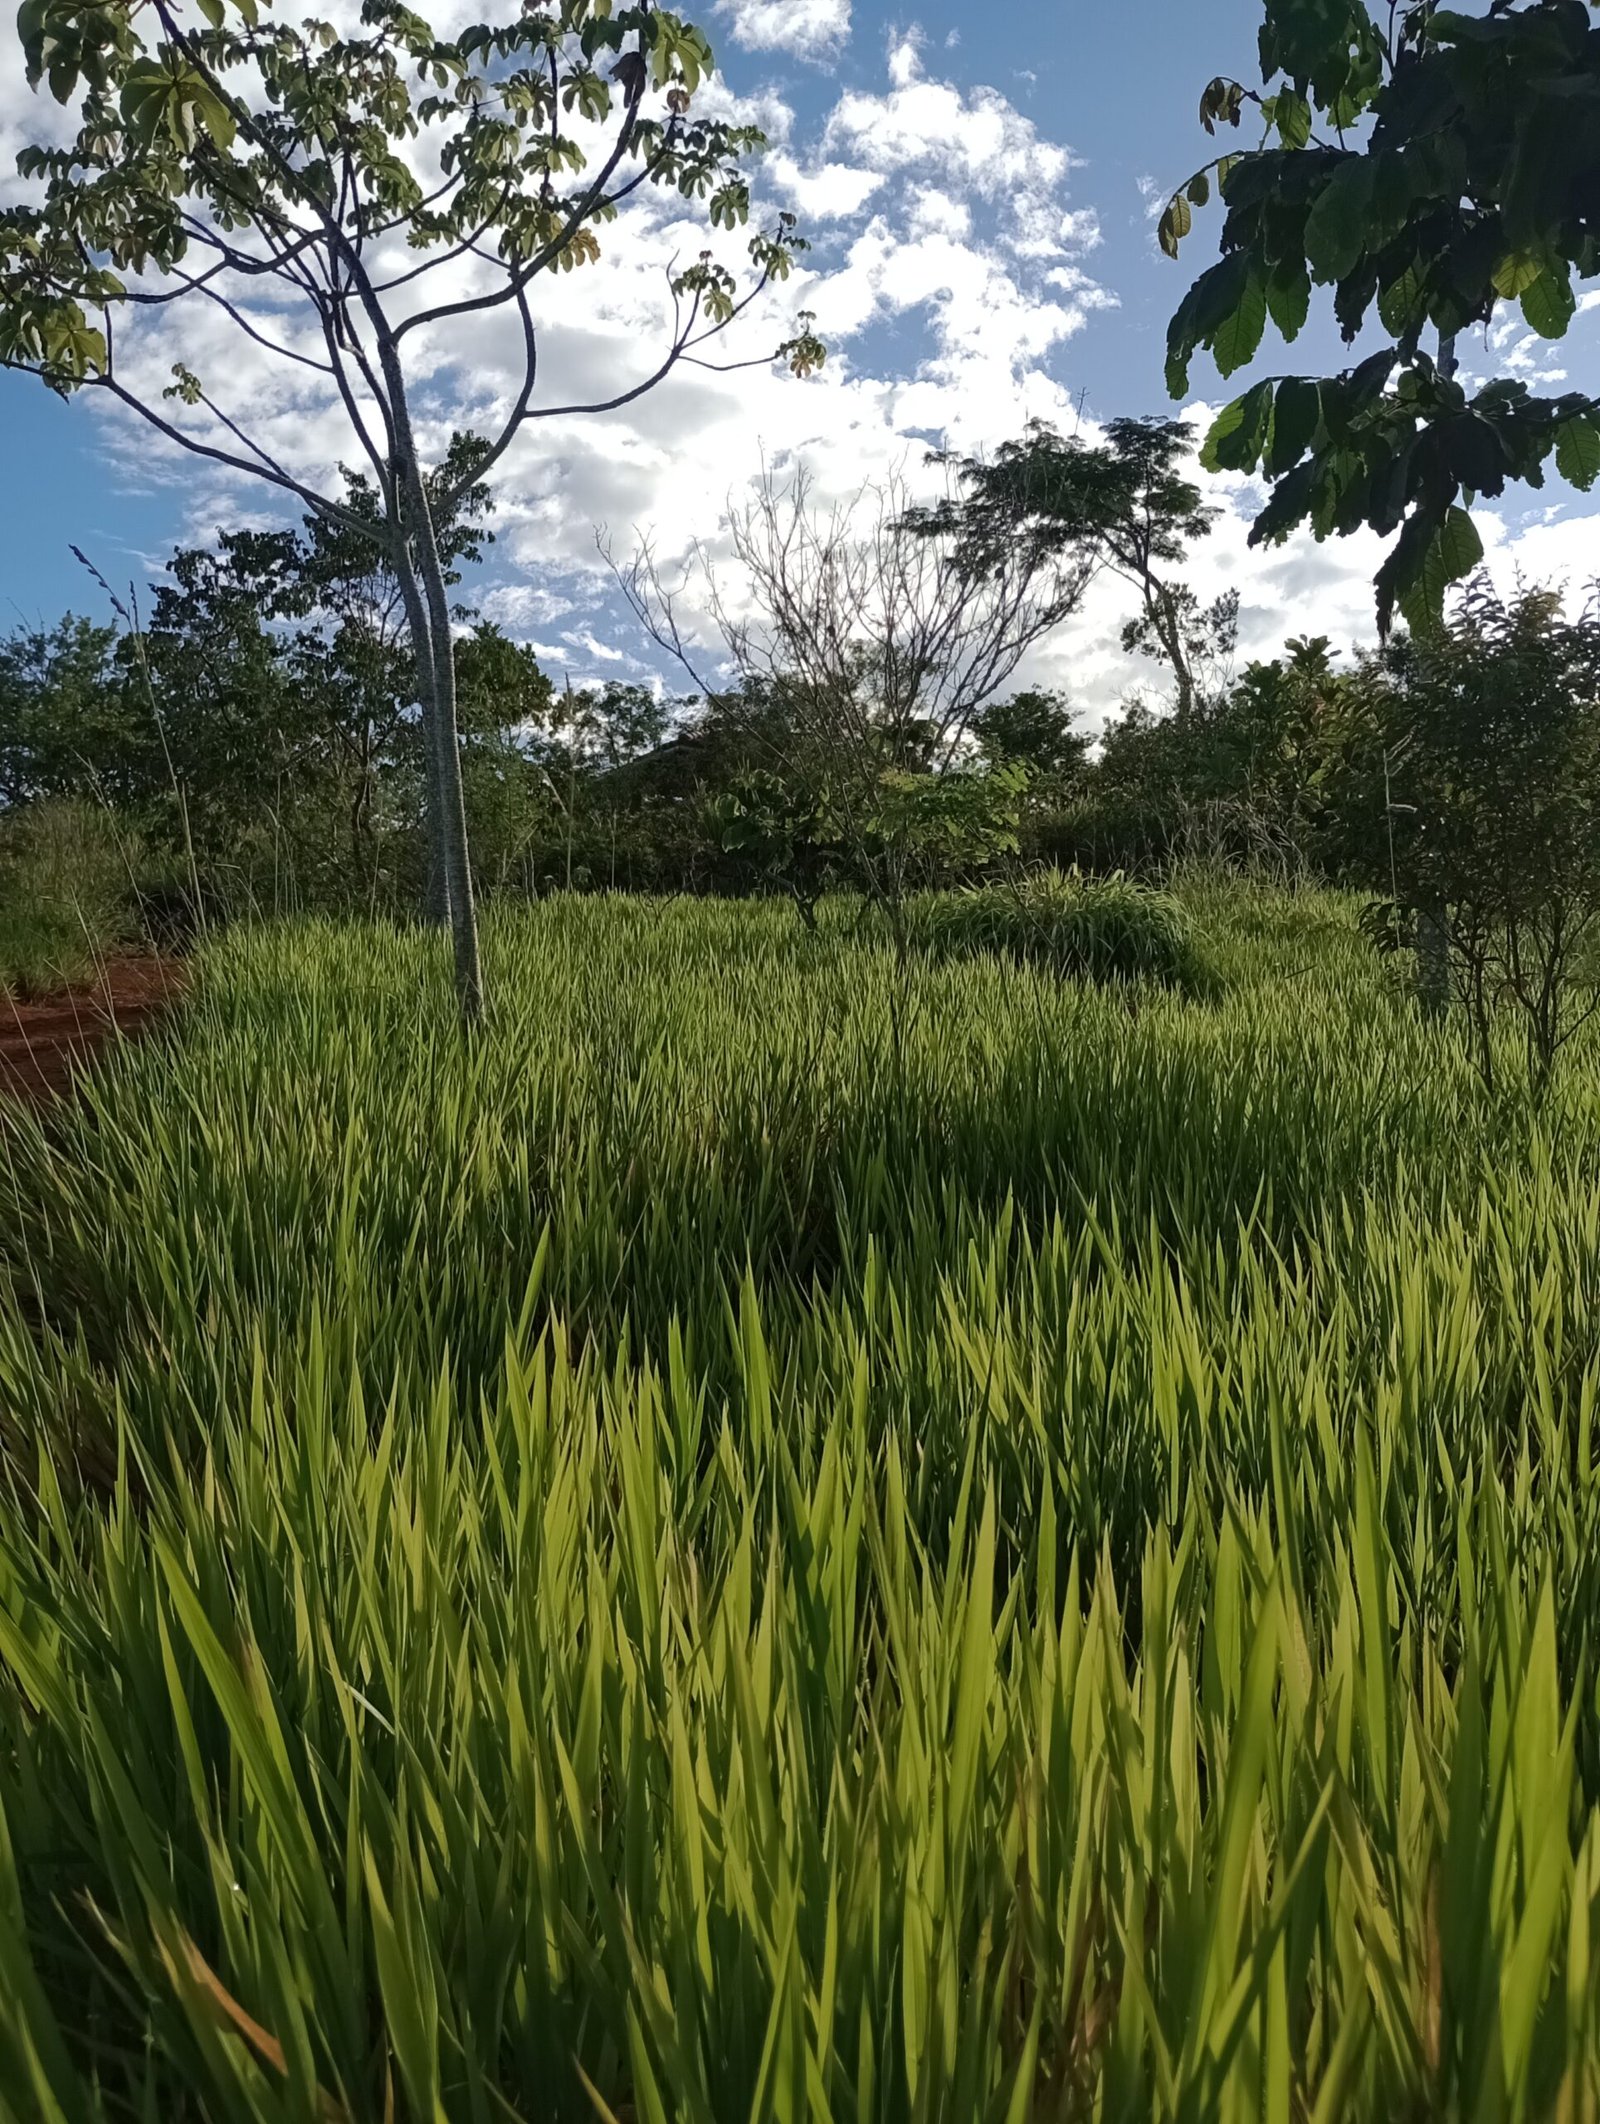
1416, 902, 1452, 1018
1408, 327, 1460, 1025
1151, 580, 1196, 723
395, 557, 452, 927
409, 523, 483, 1020
373, 326, 482, 1018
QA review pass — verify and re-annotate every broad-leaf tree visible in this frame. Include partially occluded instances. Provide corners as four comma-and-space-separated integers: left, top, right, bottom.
918, 418, 1224, 720
1162, 0, 1600, 636
0, 0, 822, 1016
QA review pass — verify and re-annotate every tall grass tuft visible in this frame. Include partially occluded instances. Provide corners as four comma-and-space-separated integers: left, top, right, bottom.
909, 868, 1208, 991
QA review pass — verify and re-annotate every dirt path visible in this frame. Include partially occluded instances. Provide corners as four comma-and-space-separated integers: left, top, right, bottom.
0, 957, 186, 1101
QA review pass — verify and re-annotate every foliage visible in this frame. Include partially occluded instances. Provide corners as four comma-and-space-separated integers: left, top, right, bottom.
1325, 578, 1600, 1089
708, 765, 1025, 930
0, 797, 144, 993
0, 460, 562, 916
619, 463, 1093, 904
5, 890, 1600, 2111
1165, 0, 1600, 633
970, 688, 1088, 782
704, 768, 843, 926
911, 867, 1207, 990
921, 418, 1224, 718
0, 616, 133, 809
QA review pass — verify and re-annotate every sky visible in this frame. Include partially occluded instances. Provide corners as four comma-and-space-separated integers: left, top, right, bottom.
1, 0, 1597, 723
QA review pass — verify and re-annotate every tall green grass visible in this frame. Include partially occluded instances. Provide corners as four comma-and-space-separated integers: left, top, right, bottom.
2, 886, 1600, 2118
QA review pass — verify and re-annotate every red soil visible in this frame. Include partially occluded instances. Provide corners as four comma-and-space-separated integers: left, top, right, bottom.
0, 957, 186, 1101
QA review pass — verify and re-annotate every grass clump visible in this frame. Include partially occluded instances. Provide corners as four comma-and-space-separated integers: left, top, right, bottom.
912, 866, 1207, 990
1, 886, 1599, 2118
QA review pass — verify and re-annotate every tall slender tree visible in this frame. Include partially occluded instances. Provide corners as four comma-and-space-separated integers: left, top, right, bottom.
0, 0, 822, 1016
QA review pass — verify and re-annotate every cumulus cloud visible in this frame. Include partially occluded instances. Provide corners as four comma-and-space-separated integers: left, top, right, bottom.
715, 0, 850, 59
764, 153, 885, 222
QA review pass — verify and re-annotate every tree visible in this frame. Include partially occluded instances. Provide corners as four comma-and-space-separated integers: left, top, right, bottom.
0, 616, 128, 808
1, 0, 821, 1018
920, 417, 1225, 721
152, 437, 501, 906
1121, 586, 1241, 719
1327, 579, 1600, 1090
531, 679, 674, 891
971, 688, 1087, 782
1163, 0, 1600, 635
617, 461, 1094, 916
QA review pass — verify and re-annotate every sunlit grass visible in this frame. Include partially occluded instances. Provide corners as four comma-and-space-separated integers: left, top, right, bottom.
2, 885, 1599, 2118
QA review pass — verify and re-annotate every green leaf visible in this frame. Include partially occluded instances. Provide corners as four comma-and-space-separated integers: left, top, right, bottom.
1376, 261, 1427, 341
1397, 505, 1483, 635
1492, 251, 1545, 300
1203, 380, 1273, 473
1212, 268, 1268, 379
1304, 159, 1376, 284
362, 1845, 446, 2124
1275, 90, 1311, 149
1268, 377, 1321, 475
1266, 261, 1312, 344
1159, 192, 1192, 261
1554, 417, 1600, 493
1521, 266, 1576, 341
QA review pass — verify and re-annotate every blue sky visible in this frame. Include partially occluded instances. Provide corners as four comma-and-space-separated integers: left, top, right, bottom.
0, 0, 1594, 710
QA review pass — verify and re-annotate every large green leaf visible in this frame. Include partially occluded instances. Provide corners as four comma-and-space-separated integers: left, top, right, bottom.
1268, 377, 1321, 474
1266, 261, 1312, 344
1396, 504, 1483, 636
1212, 269, 1269, 379
1554, 415, 1600, 492
1203, 380, 1275, 473
1303, 158, 1376, 284
1520, 266, 1576, 340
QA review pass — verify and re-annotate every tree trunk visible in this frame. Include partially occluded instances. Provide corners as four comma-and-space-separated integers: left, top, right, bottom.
394, 556, 452, 928
1409, 326, 1460, 1026
393, 464, 483, 1022
1151, 580, 1196, 723
1415, 901, 1452, 1018
372, 330, 480, 1015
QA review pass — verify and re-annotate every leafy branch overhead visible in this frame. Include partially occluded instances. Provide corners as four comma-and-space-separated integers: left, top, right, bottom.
1162, 0, 1600, 635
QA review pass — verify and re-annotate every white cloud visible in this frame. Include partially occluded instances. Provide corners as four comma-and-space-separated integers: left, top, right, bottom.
765, 153, 885, 222
827, 38, 1078, 234
715, 0, 850, 58
5, 8, 1595, 723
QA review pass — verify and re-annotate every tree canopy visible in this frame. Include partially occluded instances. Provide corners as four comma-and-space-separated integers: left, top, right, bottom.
1163, 0, 1600, 634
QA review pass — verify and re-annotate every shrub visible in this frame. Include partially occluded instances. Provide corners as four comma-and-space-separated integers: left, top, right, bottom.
0, 799, 140, 995
911, 867, 1207, 990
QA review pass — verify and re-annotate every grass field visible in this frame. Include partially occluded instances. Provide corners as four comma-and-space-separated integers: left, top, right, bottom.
3, 885, 1600, 2119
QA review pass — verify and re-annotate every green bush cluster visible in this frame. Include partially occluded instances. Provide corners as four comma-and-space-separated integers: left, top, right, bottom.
0, 799, 144, 996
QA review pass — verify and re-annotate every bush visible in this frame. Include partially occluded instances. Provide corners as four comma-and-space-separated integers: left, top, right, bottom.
910, 867, 1208, 990
0, 799, 140, 995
